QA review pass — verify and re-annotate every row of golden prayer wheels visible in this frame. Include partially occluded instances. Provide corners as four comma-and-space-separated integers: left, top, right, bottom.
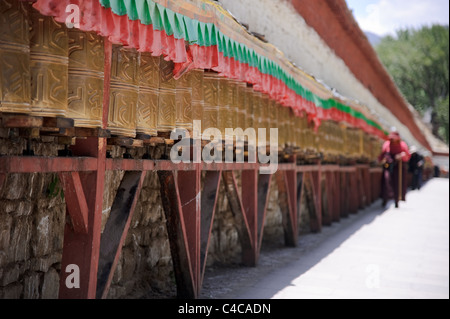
0, 1, 383, 162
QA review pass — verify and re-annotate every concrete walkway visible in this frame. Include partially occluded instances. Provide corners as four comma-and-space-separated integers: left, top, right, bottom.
219, 178, 449, 299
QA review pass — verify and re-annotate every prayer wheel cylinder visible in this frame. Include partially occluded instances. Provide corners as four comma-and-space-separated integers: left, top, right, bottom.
175, 71, 193, 133
260, 94, 269, 132
294, 116, 302, 149
137, 52, 159, 136
0, 0, 31, 114
67, 30, 104, 128
228, 80, 239, 132
108, 45, 138, 137
236, 82, 247, 130
157, 56, 176, 133
29, 9, 68, 117
202, 72, 219, 132
244, 86, 254, 130
191, 69, 204, 123
218, 77, 233, 138
252, 91, 262, 131
286, 108, 295, 147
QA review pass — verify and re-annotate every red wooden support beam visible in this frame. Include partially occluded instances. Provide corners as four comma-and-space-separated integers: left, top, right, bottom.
199, 171, 222, 286
59, 40, 112, 299
96, 171, 147, 299
369, 167, 383, 203
58, 137, 107, 299
0, 156, 97, 173
322, 171, 333, 226
222, 170, 272, 266
158, 169, 196, 298
339, 170, 349, 218
256, 173, 272, 258
177, 168, 202, 297
332, 170, 341, 222
276, 170, 298, 247
239, 170, 258, 266
308, 165, 322, 232
240, 170, 272, 266
159, 166, 221, 299
222, 171, 253, 263
59, 172, 89, 234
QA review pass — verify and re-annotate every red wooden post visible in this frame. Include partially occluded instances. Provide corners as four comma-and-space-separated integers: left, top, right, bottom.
58, 39, 112, 299
58, 172, 89, 234
323, 170, 332, 226
276, 170, 298, 247
222, 169, 271, 267
58, 137, 107, 299
308, 166, 322, 232
158, 166, 221, 298
222, 171, 253, 263
199, 170, 221, 286
333, 169, 341, 222
241, 169, 258, 266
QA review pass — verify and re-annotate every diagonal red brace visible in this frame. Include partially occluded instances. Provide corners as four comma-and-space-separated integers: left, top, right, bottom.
59, 171, 89, 234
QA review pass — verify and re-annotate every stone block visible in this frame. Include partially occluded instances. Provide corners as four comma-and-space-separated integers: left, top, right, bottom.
0, 214, 12, 252
0, 282, 22, 298
23, 272, 40, 299
0, 263, 20, 286
9, 216, 32, 262
41, 267, 59, 299
3, 174, 26, 200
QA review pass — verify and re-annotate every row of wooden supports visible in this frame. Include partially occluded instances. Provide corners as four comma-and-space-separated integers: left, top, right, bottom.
0, 149, 382, 299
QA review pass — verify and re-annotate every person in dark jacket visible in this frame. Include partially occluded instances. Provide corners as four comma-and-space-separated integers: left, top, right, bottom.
408, 146, 424, 190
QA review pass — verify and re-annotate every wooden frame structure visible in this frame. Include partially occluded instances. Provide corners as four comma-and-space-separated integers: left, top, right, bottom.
0, 149, 382, 299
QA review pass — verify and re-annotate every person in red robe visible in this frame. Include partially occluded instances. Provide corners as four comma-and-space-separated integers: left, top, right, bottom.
378, 130, 411, 208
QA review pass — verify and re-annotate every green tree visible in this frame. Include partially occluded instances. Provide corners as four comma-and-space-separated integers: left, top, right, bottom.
375, 25, 449, 144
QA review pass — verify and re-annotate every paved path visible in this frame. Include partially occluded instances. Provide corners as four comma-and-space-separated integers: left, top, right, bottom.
203, 178, 449, 299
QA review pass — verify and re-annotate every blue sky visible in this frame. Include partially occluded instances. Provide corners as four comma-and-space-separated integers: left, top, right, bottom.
345, 0, 449, 36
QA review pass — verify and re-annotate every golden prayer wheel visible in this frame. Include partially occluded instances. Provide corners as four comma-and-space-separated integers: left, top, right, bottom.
260, 93, 269, 134
252, 91, 262, 131
299, 115, 307, 150
228, 80, 239, 132
67, 30, 104, 128
190, 69, 204, 123
175, 70, 193, 133
305, 119, 315, 153
108, 45, 138, 137
275, 103, 284, 147
218, 77, 233, 137
137, 52, 159, 136
318, 121, 326, 156
267, 99, 276, 132
157, 56, 176, 134
0, 0, 31, 114
29, 9, 68, 117
244, 86, 254, 130
236, 82, 247, 130
293, 115, 302, 149
286, 108, 295, 147
202, 71, 219, 132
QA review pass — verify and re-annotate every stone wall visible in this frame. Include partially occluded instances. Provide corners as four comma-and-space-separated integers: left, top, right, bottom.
0, 129, 65, 299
